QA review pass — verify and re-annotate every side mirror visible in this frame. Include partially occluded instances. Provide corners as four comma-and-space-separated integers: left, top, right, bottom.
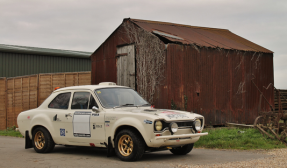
92, 106, 100, 113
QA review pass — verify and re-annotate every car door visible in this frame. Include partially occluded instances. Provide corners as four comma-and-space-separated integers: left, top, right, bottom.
60, 90, 106, 146
47, 92, 73, 145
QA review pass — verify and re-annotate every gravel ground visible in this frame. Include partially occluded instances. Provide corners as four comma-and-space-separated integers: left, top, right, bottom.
176, 148, 287, 168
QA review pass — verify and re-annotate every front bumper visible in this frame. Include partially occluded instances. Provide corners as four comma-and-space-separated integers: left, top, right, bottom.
155, 132, 208, 140
147, 132, 208, 148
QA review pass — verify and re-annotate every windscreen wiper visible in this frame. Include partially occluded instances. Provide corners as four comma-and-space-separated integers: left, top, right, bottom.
113, 104, 135, 109
140, 103, 151, 106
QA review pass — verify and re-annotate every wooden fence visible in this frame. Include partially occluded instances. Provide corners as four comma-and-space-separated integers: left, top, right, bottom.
0, 72, 91, 130
0, 78, 6, 130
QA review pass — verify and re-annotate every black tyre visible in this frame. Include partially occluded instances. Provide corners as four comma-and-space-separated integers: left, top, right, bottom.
32, 127, 55, 153
169, 143, 194, 155
115, 129, 145, 161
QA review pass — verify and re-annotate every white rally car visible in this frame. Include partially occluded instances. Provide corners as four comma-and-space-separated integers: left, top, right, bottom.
17, 82, 208, 161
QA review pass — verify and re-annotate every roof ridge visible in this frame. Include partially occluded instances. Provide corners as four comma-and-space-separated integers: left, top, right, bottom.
0, 43, 91, 54
128, 18, 229, 31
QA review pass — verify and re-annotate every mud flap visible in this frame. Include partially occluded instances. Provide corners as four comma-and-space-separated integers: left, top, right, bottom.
107, 136, 115, 157
25, 130, 33, 149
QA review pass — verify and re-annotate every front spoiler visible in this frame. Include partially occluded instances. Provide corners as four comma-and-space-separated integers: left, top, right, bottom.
155, 132, 208, 140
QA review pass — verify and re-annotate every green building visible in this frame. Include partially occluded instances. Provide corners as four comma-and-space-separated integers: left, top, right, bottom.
0, 44, 91, 78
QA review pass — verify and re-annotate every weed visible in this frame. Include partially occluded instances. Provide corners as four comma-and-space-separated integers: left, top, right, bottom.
0, 126, 23, 138
195, 128, 286, 150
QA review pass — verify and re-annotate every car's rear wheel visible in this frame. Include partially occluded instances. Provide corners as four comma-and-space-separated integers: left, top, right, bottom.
115, 129, 145, 161
169, 143, 194, 155
32, 127, 55, 153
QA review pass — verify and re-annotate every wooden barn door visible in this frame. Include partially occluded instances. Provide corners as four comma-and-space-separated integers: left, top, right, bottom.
116, 44, 135, 90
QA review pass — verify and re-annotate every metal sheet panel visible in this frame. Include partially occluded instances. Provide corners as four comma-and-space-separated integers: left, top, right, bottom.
129, 18, 273, 53
91, 25, 131, 85
0, 51, 91, 78
164, 44, 274, 125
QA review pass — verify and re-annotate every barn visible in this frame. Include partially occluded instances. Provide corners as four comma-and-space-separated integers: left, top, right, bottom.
0, 43, 91, 78
91, 18, 274, 125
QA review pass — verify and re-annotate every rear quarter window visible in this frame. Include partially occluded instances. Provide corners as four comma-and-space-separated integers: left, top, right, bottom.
48, 92, 71, 109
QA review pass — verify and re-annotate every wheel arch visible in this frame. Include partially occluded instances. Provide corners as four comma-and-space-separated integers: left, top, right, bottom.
114, 125, 147, 148
30, 125, 54, 142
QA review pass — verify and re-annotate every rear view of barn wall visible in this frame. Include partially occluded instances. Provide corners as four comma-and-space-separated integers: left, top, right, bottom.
0, 72, 91, 129
160, 44, 274, 125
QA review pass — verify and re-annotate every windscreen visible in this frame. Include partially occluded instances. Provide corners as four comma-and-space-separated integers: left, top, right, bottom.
95, 88, 149, 108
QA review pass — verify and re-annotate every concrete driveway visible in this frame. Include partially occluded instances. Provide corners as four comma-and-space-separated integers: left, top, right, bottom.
0, 136, 270, 168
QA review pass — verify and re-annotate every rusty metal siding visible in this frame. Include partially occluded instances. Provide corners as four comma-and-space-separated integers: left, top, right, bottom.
91, 25, 131, 85
91, 19, 274, 125
129, 18, 272, 53
164, 44, 273, 125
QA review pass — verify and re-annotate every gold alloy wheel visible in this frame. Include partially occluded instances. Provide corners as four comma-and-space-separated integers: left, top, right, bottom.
118, 135, 133, 156
34, 131, 45, 149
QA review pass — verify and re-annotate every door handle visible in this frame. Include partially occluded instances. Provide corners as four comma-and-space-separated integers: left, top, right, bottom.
65, 113, 72, 117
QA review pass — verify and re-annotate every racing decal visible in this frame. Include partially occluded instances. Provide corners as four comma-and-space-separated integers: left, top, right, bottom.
73, 133, 91, 137
105, 121, 110, 123
93, 123, 102, 129
161, 111, 189, 119
73, 111, 91, 137
74, 111, 91, 115
97, 91, 101, 94
144, 119, 153, 124
92, 113, 99, 117
96, 125, 102, 128
60, 128, 65, 136
105, 123, 110, 127
105, 116, 117, 120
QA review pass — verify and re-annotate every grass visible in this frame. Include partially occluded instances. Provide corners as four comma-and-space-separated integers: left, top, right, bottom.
0, 126, 23, 138
194, 127, 287, 150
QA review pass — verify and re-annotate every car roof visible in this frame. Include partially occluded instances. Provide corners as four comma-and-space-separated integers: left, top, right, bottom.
53, 83, 129, 93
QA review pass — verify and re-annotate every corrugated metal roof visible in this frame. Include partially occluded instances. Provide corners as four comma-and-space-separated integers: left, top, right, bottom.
0, 44, 92, 58
127, 18, 273, 53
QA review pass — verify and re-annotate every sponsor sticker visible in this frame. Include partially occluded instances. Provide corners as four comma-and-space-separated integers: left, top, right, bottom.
60, 128, 65, 136
105, 116, 117, 120
105, 123, 110, 127
144, 119, 153, 124
92, 113, 99, 116
74, 133, 91, 137
96, 125, 102, 128
161, 111, 189, 119
97, 91, 101, 94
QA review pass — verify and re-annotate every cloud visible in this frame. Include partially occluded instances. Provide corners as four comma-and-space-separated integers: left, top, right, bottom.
0, 0, 286, 88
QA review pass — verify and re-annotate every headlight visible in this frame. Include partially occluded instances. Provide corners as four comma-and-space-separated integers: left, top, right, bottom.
155, 121, 163, 131
169, 122, 178, 135
193, 119, 202, 131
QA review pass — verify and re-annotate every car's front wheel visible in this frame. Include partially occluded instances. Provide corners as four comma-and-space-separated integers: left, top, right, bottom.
32, 127, 55, 153
169, 143, 194, 155
115, 129, 145, 161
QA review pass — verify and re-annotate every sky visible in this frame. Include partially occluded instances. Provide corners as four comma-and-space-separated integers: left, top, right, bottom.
0, 0, 286, 88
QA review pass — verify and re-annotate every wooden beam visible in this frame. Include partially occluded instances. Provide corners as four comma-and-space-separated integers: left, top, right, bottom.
226, 123, 254, 128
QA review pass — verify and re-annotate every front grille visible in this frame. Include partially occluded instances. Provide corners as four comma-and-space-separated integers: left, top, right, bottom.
176, 121, 193, 127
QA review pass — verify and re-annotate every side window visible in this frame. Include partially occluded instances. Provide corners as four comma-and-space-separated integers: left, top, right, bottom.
48, 92, 71, 109
71, 92, 90, 109
88, 95, 98, 109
